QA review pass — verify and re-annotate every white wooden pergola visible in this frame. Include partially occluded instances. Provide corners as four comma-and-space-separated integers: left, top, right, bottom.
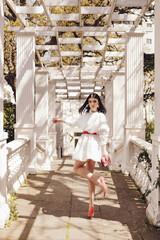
3, 0, 153, 99
0, 0, 160, 228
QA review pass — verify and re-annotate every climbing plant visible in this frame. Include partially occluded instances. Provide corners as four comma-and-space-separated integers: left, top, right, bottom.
4, 100, 16, 142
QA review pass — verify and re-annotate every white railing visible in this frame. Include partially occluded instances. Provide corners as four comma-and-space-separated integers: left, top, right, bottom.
130, 137, 152, 201
7, 139, 30, 192
36, 141, 51, 170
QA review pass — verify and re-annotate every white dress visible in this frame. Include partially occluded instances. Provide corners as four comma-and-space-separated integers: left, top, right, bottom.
66, 111, 110, 162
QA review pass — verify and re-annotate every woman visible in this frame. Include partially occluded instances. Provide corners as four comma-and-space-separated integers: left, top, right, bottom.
53, 93, 110, 218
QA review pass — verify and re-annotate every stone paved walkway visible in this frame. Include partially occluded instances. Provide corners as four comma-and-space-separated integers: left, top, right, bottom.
0, 157, 159, 240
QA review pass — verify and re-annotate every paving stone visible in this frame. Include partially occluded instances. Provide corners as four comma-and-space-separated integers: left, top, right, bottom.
0, 157, 160, 240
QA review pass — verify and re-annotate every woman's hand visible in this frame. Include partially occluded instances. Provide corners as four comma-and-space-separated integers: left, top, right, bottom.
53, 118, 65, 124
104, 153, 111, 165
101, 152, 111, 167
53, 118, 60, 124
101, 146, 111, 166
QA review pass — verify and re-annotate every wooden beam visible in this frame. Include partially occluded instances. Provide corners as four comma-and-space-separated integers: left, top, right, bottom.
36, 45, 58, 50
36, 31, 56, 36
5, 0, 26, 26
50, 14, 79, 21
8, 25, 143, 32
16, 6, 44, 14
112, 14, 137, 22
83, 45, 106, 51
41, 0, 54, 27
40, 57, 60, 62
105, 51, 124, 57
134, 0, 154, 27
36, 49, 44, 67
59, 38, 81, 44
81, 6, 111, 14
83, 57, 102, 62
61, 51, 81, 56
45, 0, 79, 6
116, 0, 149, 7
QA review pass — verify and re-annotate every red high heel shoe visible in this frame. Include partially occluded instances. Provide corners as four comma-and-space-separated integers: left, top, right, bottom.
100, 176, 107, 198
88, 206, 94, 218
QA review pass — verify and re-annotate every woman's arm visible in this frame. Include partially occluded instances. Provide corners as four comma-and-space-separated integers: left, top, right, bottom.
101, 144, 111, 163
52, 118, 65, 124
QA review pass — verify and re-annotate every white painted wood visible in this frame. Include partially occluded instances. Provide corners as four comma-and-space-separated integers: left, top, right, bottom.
83, 40, 125, 51
36, 31, 56, 36
81, 6, 111, 14
0, 0, 10, 228
8, 25, 143, 33
83, 57, 102, 62
15, 32, 36, 174
51, 14, 79, 21
35, 72, 49, 139
108, 38, 125, 44
154, 1, 160, 135
5, 0, 26, 26
105, 51, 124, 57
61, 51, 81, 56
41, 0, 53, 27
36, 45, 58, 50
116, 0, 149, 7
111, 74, 125, 170
59, 38, 81, 44
83, 45, 106, 51
122, 32, 145, 174
16, 33, 35, 125
40, 57, 60, 62
102, 66, 119, 71
92, 0, 119, 86
125, 33, 144, 127
81, 66, 99, 72
112, 14, 137, 22
105, 81, 113, 136
16, 6, 44, 14
0, 0, 4, 138
45, 0, 79, 6
0, 134, 10, 229
83, 32, 107, 37
146, 0, 160, 227
48, 82, 57, 159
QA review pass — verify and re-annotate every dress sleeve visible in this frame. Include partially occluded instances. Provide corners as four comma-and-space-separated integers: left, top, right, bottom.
97, 113, 110, 146
65, 114, 84, 128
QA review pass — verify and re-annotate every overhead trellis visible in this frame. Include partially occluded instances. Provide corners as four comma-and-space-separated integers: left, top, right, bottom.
5, 0, 153, 99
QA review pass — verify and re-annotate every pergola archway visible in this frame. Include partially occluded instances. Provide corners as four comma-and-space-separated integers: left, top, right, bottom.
0, 0, 160, 228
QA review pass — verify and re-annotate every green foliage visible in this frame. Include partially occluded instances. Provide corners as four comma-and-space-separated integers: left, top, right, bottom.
145, 120, 154, 143
144, 53, 154, 73
4, 100, 16, 142
5, 192, 19, 228
155, 157, 160, 189
138, 148, 152, 170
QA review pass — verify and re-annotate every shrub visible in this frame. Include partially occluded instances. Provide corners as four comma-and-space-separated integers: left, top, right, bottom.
4, 100, 16, 142
145, 120, 154, 143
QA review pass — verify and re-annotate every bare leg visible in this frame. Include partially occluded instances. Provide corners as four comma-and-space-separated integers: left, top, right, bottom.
73, 160, 106, 191
86, 160, 95, 210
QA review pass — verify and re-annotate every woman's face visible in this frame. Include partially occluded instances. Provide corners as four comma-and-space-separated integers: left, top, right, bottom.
88, 97, 99, 112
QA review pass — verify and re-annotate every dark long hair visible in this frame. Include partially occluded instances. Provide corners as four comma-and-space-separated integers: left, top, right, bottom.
79, 93, 106, 114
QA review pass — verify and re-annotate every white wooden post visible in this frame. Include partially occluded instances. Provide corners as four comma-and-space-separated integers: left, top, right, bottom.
14, 32, 36, 174
122, 32, 145, 173
105, 80, 113, 137
111, 73, 125, 170
35, 71, 50, 170
146, 0, 160, 226
0, 0, 10, 228
105, 80, 113, 167
48, 82, 57, 160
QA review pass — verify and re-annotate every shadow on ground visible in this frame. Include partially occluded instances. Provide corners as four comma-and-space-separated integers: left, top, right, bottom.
0, 157, 159, 240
